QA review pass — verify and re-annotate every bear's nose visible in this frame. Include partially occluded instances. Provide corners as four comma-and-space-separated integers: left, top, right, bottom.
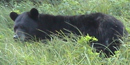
13, 35, 19, 39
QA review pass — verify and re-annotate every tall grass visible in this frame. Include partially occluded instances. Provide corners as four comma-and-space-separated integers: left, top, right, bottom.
0, 0, 130, 65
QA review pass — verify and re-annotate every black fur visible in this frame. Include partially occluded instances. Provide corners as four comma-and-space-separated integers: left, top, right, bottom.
10, 8, 127, 57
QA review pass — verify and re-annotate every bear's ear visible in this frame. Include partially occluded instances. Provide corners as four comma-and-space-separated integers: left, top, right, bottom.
29, 8, 39, 19
10, 12, 18, 21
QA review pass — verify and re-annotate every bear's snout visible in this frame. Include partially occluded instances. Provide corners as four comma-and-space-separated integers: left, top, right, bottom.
14, 29, 26, 41
13, 35, 19, 39
13, 33, 26, 41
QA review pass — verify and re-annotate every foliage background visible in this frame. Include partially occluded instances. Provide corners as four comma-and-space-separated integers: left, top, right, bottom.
0, 0, 130, 65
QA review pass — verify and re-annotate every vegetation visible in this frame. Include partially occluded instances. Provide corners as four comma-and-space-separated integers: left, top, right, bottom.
0, 0, 130, 65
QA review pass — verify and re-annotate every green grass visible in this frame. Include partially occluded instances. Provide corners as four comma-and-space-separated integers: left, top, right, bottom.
0, 0, 130, 65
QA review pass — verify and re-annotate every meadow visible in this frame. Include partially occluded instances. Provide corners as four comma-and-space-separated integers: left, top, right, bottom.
0, 0, 130, 65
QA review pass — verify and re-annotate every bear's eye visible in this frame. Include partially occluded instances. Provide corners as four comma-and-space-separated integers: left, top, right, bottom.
14, 26, 18, 32
19, 26, 25, 29
14, 25, 25, 32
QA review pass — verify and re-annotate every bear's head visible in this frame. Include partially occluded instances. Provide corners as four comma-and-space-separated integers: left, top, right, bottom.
10, 8, 40, 41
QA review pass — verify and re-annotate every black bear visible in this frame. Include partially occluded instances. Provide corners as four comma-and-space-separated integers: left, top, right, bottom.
10, 8, 127, 57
